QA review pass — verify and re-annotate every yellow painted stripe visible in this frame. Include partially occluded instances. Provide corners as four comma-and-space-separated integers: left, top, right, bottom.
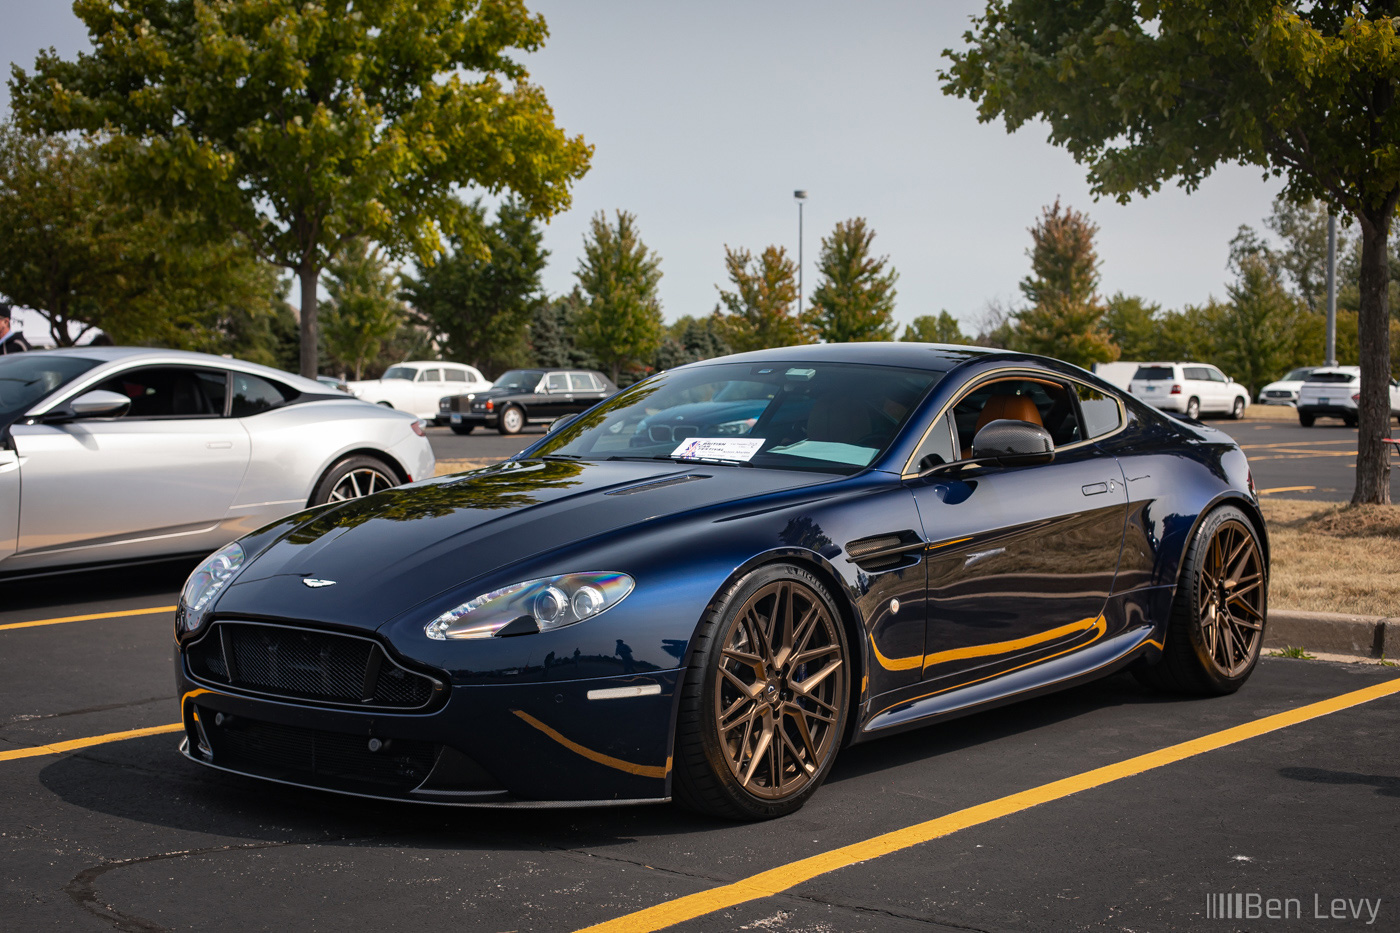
513, 710, 669, 780
574, 677, 1400, 933
0, 723, 183, 763
0, 605, 177, 632
1257, 485, 1317, 495
867, 614, 1103, 674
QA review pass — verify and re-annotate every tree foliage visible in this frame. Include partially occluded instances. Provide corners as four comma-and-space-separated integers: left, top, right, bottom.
11, 0, 591, 377
322, 240, 407, 380
902, 311, 972, 344
1011, 199, 1118, 367
401, 199, 546, 378
574, 211, 664, 383
714, 245, 811, 352
942, 0, 1400, 502
0, 121, 286, 350
654, 315, 731, 370
530, 288, 598, 371
806, 218, 899, 342
1102, 293, 1161, 361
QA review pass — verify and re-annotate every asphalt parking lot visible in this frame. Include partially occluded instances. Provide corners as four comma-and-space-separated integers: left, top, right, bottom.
2, 562, 1397, 933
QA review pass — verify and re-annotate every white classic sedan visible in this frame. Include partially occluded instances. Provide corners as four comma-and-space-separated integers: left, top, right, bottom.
0, 348, 435, 579
347, 361, 492, 421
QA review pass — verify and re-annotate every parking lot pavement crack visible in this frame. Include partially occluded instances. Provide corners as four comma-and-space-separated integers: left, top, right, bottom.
2, 696, 173, 731
66, 841, 307, 933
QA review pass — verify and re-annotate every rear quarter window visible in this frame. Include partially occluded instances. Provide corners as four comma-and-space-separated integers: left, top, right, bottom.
231, 373, 296, 417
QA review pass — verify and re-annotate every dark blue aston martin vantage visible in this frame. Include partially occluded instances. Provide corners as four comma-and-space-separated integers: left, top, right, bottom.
174, 343, 1268, 819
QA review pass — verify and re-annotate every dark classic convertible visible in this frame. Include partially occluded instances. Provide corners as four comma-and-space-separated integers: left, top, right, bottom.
175, 344, 1267, 820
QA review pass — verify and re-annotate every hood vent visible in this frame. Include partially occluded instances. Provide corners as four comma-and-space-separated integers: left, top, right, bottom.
605, 474, 710, 496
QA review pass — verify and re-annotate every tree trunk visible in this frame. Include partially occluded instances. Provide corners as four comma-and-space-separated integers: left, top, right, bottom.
299, 264, 319, 379
1351, 207, 1394, 506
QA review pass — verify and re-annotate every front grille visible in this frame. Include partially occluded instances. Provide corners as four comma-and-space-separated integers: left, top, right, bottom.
1265, 390, 1291, 398
187, 622, 441, 710
201, 709, 438, 792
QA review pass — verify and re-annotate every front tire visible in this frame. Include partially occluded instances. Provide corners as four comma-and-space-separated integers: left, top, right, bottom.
497, 405, 525, 435
309, 455, 399, 506
1231, 397, 1246, 420
674, 565, 850, 820
1134, 506, 1267, 695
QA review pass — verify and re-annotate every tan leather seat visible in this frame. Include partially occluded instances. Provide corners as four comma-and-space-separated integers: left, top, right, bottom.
963, 393, 1043, 458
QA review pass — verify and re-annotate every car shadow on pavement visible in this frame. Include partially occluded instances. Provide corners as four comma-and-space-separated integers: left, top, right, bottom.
0, 559, 195, 613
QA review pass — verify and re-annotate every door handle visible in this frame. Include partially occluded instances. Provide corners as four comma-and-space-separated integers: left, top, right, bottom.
1081, 482, 1108, 496
207, 441, 233, 450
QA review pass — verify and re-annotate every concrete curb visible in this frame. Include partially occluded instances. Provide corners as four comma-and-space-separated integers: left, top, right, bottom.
1265, 610, 1399, 659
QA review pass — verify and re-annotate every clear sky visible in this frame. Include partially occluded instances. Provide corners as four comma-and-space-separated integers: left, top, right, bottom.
3, 0, 1286, 332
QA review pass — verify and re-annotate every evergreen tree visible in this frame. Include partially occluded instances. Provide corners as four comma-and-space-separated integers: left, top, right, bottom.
901, 311, 971, 344
530, 288, 599, 370
1102, 294, 1162, 361
1218, 255, 1308, 395
1012, 200, 1118, 367
714, 245, 811, 352
575, 211, 664, 383
653, 315, 731, 370
401, 199, 547, 377
322, 240, 407, 380
807, 218, 899, 342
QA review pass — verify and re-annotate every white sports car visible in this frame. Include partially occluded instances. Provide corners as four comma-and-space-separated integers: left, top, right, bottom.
0, 347, 435, 579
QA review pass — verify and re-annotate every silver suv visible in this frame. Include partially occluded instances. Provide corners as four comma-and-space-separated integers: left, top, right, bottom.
1128, 362, 1250, 420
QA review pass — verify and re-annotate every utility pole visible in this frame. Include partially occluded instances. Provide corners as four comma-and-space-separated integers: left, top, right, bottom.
794, 190, 808, 315
1326, 213, 1338, 367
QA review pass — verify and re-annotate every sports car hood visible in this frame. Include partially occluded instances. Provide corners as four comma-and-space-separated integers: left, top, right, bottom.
214, 458, 835, 629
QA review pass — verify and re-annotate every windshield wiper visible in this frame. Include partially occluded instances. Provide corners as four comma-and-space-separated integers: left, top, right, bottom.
608, 454, 754, 468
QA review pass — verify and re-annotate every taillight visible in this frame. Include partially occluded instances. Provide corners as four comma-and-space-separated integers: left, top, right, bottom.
1170, 384, 1182, 395
411, 420, 426, 437
1352, 393, 1361, 403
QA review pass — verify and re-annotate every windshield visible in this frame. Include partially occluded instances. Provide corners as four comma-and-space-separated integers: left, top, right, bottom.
382, 365, 418, 380
494, 370, 545, 390
0, 354, 103, 428
1133, 366, 1174, 380
529, 361, 942, 473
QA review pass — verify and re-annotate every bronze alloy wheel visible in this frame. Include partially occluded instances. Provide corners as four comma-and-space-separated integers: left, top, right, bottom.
712, 578, 847, 801
1197, 518, 1266, 677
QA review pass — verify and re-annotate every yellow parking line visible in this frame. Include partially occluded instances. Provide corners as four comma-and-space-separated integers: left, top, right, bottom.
1257, 485, 1317, 495
1240, 440, 1353, 449
574, 677, 1400, 933
0, 723, 183, 763
0, 605, 176, 632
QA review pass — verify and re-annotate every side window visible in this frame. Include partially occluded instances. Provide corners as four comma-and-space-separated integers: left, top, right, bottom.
910, 412, 956, 471
951, 377, 1078, 456
1184, 367, 1209, 381
444, 369, 467, 383
547, 373, 570, 393
420, 368, 442, 383
230, 373, 294, 417
569, 373, 594, 392
95, 367, 227, 418
1075, 384, 1123, 439
1208, 368, 1228, 383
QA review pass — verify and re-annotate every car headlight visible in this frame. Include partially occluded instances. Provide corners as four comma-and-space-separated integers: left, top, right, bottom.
714, 417, 757, 435
425, 571, 634, 640
177, 542, 245, 634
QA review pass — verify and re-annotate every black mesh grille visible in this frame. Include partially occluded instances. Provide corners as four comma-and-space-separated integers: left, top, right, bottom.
186, 623, 438, 709
202, 710, 438, 792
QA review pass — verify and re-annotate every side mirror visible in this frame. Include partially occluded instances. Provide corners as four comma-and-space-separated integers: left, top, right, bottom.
971, 419, 1054, 466
41, 389, 131, 424
547, 413, 580, 434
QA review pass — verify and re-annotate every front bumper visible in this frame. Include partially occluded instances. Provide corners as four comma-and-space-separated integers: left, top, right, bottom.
176, 647, 680, 806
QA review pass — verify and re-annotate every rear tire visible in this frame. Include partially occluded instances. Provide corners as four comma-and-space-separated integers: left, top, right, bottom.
674, 564, 850, 820
1185, 397, 1201, 420
450, 424, 475, 435
309, 455, 399, 506
1133, 506, 1266, 696
1299, 412, 1315, 427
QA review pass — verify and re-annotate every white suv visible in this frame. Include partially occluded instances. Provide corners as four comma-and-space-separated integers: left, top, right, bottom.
1295, 366, 1400, 427
1128, 362, 1251, 420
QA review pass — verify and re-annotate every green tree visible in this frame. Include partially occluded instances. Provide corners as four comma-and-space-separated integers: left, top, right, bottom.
1012, 200, 1118, 367
902, 311, 972, 344
1103, 294, 1162, 360
401, 199, 546, 377
942, 0, 1400, 502
12, 0, 591, 379
1218, 255, 1306, 394
530, 288, 599, 371
0, 122, 286, 349
714, 245, 811, 352
807, 218, 899, 342
321, 240, 407, 380
575, 211, 664, 383
654, 315, 731, 370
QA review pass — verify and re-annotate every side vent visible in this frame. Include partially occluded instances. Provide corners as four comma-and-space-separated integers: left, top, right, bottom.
605, 474, 710, 496
845, 529, 925, 572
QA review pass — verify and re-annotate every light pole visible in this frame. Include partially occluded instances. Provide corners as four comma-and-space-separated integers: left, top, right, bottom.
794, 190, 808, 314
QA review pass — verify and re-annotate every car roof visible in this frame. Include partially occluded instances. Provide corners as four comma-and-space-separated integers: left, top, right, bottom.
1305, 366, 1362, 376
686, 342, 994, 373
24, 346, 329, 394
397, 360, 475, 369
